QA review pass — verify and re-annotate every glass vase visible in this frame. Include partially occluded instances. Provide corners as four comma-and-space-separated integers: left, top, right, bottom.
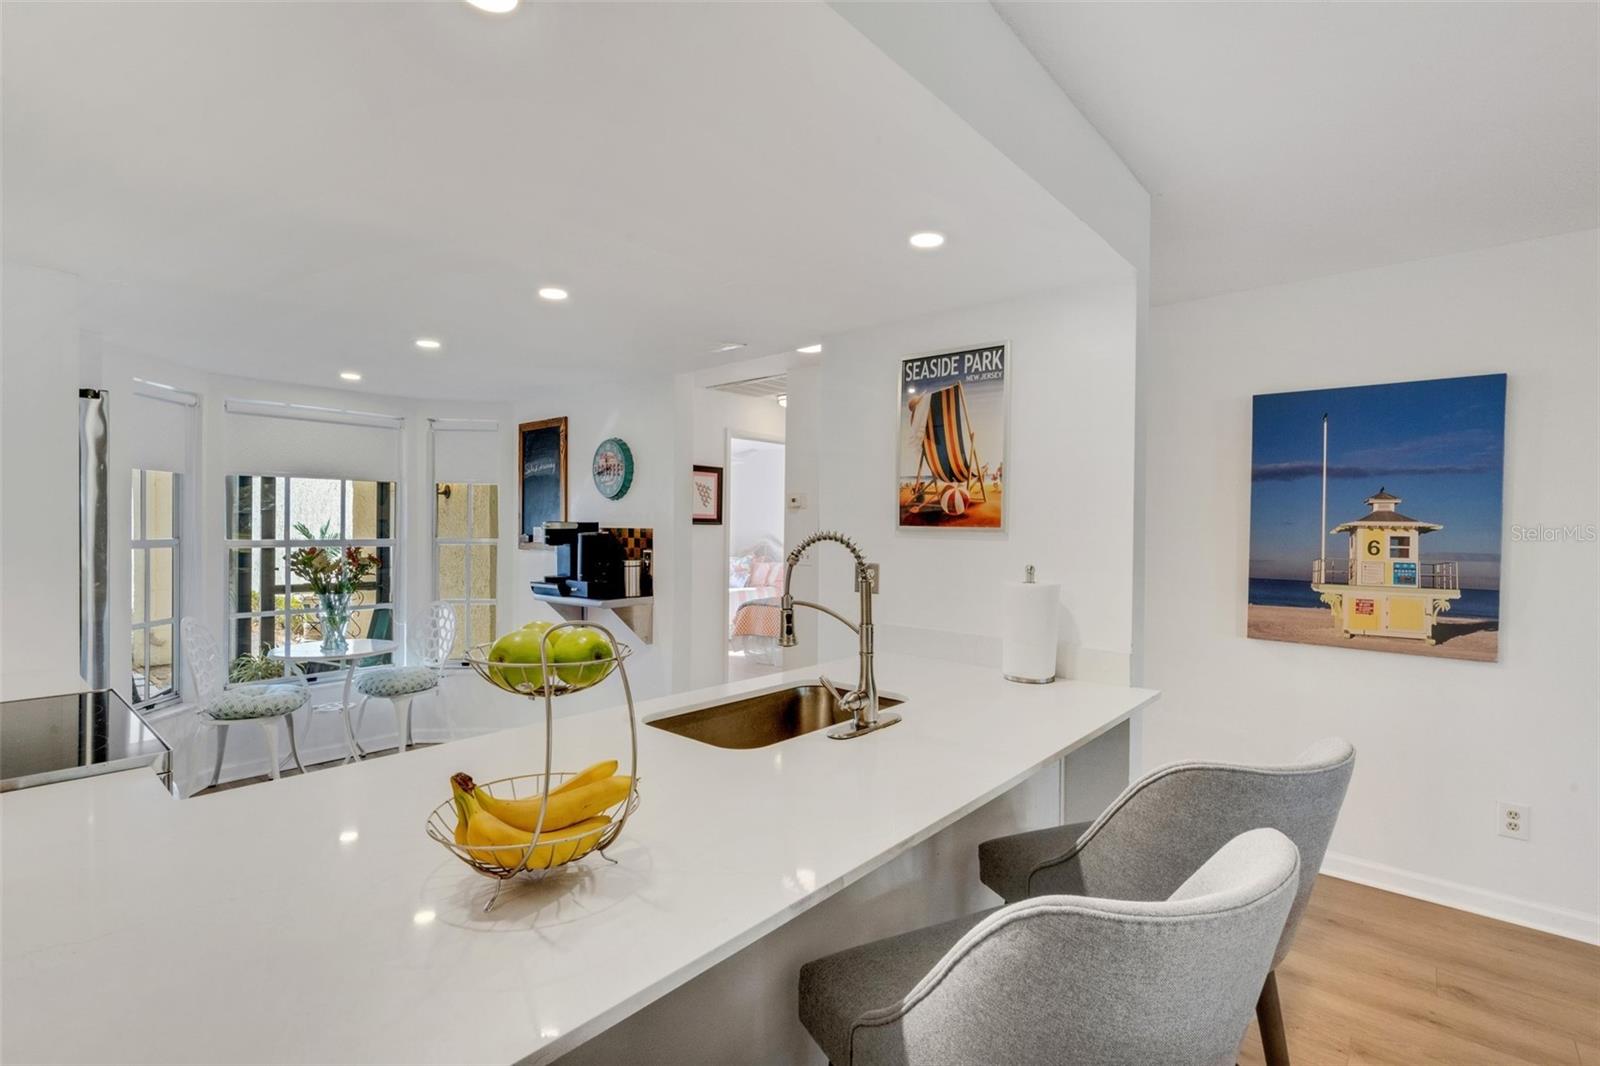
318, 591, 353, 653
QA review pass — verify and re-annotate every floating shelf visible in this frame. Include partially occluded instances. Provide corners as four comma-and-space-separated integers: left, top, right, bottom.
531, 590, 654, 644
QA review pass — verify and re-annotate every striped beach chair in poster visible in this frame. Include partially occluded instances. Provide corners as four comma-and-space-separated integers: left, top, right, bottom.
908, 382, 988, 511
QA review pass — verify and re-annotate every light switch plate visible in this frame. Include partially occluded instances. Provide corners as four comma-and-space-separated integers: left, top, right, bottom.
787, 492, 807, 511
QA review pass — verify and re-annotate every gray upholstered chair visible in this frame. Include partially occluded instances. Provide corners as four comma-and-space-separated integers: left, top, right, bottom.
799, 827, 1300, 1066
976, 738, 1355, 1066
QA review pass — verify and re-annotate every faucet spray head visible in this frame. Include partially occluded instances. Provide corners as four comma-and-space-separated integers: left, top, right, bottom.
778, 593, 798, 647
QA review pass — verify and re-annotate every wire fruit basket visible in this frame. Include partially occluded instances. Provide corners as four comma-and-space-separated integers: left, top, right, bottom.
428, 621, 639, 911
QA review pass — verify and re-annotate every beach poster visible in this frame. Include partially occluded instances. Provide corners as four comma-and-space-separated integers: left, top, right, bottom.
1248, 373, 1506, 662
898, 344, 1007, 529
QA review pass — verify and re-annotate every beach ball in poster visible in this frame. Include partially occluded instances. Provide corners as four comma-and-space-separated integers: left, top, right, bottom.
939, 486, 969, 516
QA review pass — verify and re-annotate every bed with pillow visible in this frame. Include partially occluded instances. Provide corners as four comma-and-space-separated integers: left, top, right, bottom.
729, 539, 785, 664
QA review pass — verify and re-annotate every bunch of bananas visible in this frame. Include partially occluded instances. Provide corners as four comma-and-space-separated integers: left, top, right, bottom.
448, 760, 633, 872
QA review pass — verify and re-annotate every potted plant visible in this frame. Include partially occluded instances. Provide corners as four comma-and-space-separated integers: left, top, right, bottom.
229, 645, 288, 684
287, 521, 378, 652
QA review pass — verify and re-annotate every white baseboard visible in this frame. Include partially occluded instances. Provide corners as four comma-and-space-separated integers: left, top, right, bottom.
1320, 850, 1600, 945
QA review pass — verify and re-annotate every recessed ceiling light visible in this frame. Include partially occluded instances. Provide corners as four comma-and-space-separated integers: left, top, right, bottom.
909, 231, 946, 250
538, 287, 569, 302
340, 371, 362, 382
713, 342, 746, 353
415, 338, 442, 351
465, 0, 518, 13
797, 344, 822, 354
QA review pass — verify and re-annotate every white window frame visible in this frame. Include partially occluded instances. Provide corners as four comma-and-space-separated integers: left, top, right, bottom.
131, 468, 182, 709
224, 476, 399, 667
434, 481, 499, 663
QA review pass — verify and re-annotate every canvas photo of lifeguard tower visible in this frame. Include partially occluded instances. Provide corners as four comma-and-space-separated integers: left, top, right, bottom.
898, 344, 1007, 529
1247, 373, 1506, 662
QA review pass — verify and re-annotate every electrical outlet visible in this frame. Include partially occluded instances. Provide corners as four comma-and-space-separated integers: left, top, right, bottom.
1498, 802, 1530, 841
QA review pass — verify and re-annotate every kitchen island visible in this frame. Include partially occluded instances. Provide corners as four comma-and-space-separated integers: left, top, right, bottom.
1, 653, 1156, 1065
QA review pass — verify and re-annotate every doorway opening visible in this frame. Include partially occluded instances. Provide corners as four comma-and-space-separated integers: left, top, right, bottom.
727, 435, 786, 683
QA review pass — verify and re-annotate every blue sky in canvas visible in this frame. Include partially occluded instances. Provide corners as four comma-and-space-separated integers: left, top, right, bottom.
1249, 374, 1506, 587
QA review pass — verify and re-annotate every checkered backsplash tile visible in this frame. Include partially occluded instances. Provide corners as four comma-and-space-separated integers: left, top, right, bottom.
604, 527, 653, 560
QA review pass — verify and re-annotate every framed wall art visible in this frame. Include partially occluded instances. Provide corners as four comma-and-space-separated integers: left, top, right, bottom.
691, 464, 723, 525
1248, 373, 1506, 662
897, 343, 1007, 529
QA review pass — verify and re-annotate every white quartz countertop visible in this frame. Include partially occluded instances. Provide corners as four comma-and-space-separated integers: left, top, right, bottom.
1, 654, 1157, 1065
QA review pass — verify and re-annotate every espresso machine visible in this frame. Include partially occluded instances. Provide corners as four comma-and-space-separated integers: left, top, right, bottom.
532, 521, 625, 599
531, 521, 597, 597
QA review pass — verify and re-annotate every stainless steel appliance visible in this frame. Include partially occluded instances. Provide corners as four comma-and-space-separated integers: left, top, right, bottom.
79, 388, 110, 690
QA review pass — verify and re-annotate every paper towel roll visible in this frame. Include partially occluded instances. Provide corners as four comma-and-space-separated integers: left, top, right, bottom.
1002, 579, 1060, 683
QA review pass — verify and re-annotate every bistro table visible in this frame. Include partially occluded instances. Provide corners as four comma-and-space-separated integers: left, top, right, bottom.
267, 639, 398, 762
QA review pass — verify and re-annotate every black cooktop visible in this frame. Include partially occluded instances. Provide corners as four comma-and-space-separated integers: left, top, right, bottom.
0, 688, 171, 792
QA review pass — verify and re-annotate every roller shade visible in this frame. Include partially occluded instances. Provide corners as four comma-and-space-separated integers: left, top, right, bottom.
430, 418, 502, 484
224, 399, 403, 481
127, 389, 194, 473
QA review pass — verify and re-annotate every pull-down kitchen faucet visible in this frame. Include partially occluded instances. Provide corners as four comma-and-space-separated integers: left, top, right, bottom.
778, 531, 901, 739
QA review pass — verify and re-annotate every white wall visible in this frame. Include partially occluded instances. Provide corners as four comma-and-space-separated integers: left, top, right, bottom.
728, 439, 786, 555
512, 378, 679, 707
1142, 230, 1599, 940
0, 263, 85, 700
831, 1, 1156, 684
805, 283, 1138, 683
687, 390, 785, 689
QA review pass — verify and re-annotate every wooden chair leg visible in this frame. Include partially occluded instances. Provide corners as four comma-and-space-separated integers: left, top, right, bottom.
1257, 969, 1291, 1066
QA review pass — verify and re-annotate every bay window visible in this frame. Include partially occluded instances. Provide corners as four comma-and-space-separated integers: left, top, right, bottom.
226, 475, 397, 674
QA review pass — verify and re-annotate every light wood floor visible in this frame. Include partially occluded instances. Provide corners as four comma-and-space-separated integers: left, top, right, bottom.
1238, 876, 1600, 1066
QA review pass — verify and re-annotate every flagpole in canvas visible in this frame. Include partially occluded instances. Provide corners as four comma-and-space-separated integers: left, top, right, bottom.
1320, 413, 1329, 572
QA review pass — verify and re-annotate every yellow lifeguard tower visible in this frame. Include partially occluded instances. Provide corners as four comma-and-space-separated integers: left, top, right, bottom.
1311, 488, 1461, 643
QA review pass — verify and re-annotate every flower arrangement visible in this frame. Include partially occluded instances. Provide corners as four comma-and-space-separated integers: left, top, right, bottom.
287, 521, 378, 651
287, 521, 378, 596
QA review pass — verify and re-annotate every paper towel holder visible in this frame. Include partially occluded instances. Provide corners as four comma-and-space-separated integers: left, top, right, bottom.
1003, 562, 1058, 685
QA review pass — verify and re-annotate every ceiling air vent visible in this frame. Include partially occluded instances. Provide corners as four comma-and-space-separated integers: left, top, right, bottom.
709, 373, 788, 399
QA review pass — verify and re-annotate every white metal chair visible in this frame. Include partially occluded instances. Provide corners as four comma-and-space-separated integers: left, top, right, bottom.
181, 617, 311, 786
353, 602, 456, 753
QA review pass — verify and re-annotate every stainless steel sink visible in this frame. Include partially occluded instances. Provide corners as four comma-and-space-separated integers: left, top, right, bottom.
646, 683, 905, 750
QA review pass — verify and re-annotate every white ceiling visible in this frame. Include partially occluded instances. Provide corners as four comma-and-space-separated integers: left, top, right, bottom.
997, 1, 1599, 305
2, 2, 1122, 400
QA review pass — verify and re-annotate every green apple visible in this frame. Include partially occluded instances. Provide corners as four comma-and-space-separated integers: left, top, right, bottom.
487, 623, 559, 691
548, 626, 615, 689
521, 620, 556, 643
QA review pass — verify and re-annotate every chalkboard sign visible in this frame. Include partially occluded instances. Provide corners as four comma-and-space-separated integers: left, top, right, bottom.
518, 417, 568, 546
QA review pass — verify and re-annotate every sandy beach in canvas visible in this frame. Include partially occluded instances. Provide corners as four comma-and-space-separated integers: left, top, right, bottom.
897, 482, 1003, 528
1247, 605, 1498, 662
